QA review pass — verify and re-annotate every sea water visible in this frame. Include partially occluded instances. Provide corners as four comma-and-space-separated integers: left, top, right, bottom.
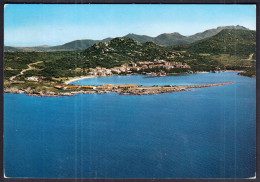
72, 72, 237, 86
4, 72, 256, 178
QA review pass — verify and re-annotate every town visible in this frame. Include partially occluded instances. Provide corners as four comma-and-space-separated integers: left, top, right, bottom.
87, 59, 190, 77
22, 59, 191, 83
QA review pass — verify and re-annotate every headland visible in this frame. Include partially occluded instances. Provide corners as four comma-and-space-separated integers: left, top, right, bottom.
4, 81, 234, 97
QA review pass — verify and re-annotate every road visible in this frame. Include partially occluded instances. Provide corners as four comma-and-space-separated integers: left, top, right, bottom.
9, 61, 43, 81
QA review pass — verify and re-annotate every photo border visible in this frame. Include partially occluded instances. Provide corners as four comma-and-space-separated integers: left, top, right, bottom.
0, 1, 259, 182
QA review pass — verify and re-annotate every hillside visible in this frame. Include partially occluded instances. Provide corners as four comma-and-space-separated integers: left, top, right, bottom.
4, 25, 249, 51
4, 37, 187, 80
51, 38, 114, 50
177, 29, 256, 74
51, 39, 100, 50
154, 32, 189, 45
4, 28, 256, 81
188, 25, 249, 42
124, 33, 154, 43
124, 25, 249, 46
80, 37, 171, 68
186, 29, 256, 57
125, 25, 249, 46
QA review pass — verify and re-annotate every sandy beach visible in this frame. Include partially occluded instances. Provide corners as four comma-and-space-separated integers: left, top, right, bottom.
65, 76, 96, 84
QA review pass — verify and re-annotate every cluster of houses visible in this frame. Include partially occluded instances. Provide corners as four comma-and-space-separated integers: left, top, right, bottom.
26, 76, 46, 82
87, 59, 190, 76
88, 67, 113, 76
25, 59, 190, 83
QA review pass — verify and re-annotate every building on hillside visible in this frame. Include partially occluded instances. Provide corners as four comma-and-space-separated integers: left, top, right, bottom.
130, 67, 142, 71
111, 68, 121, 74
154, 59, 166, 63
162, 65, 175, 69
26, 76, 44, 82
141, 65, 149, 70
119, 67, 127, 72
149, 64, 163, 69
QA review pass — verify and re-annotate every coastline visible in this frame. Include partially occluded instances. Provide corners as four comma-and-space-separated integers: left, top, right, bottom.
65, 76, 96, 84
223, 70, 243, 73
64, 70, 242, 84
4, 71, 252, 97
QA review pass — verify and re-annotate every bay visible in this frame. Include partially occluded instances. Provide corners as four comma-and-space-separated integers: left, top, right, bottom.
4, 72, 256, 178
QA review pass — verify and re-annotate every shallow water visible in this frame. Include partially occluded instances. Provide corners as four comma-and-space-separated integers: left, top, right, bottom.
72, 72, 238, 86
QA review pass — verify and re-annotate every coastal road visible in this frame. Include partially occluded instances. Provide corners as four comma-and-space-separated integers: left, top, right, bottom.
10, 61, 43, 81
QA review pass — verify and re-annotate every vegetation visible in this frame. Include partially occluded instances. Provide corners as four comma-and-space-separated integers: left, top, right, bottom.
238, 67, 256, 77
185, 29, 256, 57
4, 28, 256, 92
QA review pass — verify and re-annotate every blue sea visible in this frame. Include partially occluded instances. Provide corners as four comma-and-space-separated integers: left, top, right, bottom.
4, 72, 256, 178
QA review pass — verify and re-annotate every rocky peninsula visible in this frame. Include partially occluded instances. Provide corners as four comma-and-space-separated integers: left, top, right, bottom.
4, 82, 234, 97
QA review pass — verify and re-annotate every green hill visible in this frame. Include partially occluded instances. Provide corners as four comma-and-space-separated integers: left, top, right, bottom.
174, 29, 256, 74
186, 29, 256, 57
80, 37, 171, 68
188, 25, 249, 42
154, 32, 189, 45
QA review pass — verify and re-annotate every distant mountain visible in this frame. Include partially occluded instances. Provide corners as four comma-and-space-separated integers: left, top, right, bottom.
50, 38, 115, 50
124, 33, 154, 43
51, 39, 100, 51
4, 45, 50, 52
4, 46, 22, 52
188, 25, 249, 42
35, 45, 50, 48
154, 32, 189, 45
4, 25, 250, 51
124, 25, 249, 46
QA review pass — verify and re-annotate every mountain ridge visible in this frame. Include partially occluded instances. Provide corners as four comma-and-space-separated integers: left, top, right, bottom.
4, 25, 250, 52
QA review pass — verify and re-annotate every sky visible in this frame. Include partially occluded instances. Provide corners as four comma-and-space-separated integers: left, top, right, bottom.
4, 4, 256, 47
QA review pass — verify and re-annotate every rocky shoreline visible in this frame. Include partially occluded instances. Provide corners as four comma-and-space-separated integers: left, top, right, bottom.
4, 82, 234, 97
119, 82, 234, 95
